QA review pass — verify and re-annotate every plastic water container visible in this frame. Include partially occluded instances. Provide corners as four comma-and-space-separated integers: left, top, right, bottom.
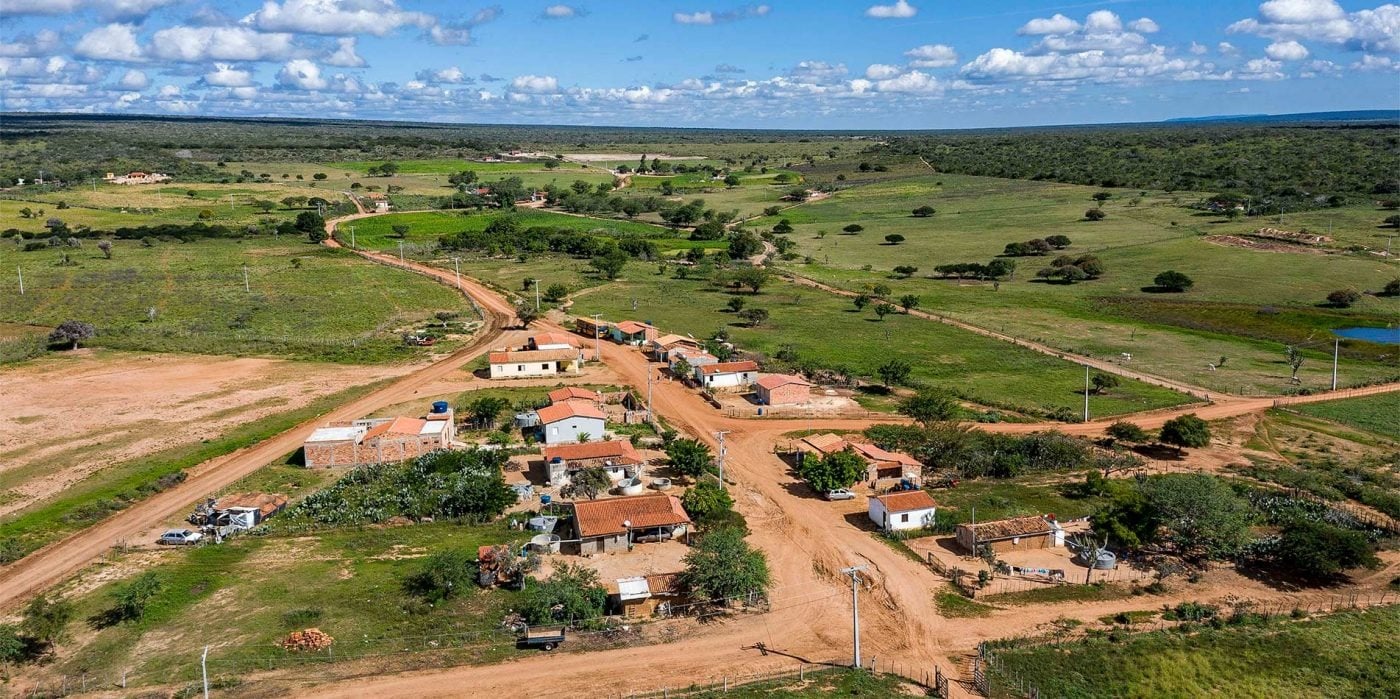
431, 400, 450, 413
540, 494, 552, 505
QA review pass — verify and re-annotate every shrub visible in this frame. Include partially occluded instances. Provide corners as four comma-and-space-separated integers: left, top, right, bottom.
519, 564, 607, 625
1153, 270, 1194, 292
403, 549, 478, 603
105, 572, 162, 624
1273, 520, 1379, 580
1084, 208, 1106, 221
1326, 289, 1361, 308
681, 480, 735, 524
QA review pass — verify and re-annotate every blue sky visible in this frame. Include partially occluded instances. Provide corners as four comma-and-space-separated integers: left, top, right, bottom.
1, 0, 1397, 129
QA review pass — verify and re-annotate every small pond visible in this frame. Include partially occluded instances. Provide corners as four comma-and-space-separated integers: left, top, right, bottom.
1333, 326, 1400, 345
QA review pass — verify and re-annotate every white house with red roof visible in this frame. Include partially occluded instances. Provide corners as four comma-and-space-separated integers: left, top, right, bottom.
535, 400, 607, 444
488, 348, 582, 379
868, 490, 937, 533
693, 360, 759, 389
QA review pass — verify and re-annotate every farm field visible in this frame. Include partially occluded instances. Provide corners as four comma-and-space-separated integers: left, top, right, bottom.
0, 236, 471, 363
764, 173, 1400, 394
570, 263, 1195, 418
1290, 392, 1400, 441
985, 606, 1400, 699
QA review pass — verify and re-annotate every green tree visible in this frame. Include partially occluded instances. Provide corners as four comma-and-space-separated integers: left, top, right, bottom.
912, 205, 936, 217
666, 438, 713, 482
1091, 191, 1112, 203
562, 467, 612, 500
737, 307, 769, 327
692, 221, 726, 240
731, 266, 771, 294
726, 297, 746, 313
874, 302, 896, 320
853, 293, 871, 311
377, 161, 400, 176
1106, 420, 1149, 443
723, 174, 742, 188
1045, 234, 1072, 248
1084, 208, 1106, 221
589, 248, 628, 279
892, 266, 918, 278
842, 223, 864, 234
514, 301, 540, 328
899, 389, 959, 425
799, 449, 867, 493
681, 528, 771, 602
105, 572, 162, 624
1384, 214, 1400, 228
1153, 270, 1193, 292
520, 563, 607, 624
1089, 480, 1157, 550
1091, 373, 1120, 395
390, 224, 411, 239
1380, 278, 1400, 296
870, 283, 892, 298
772, 219, 794, 235
1141, 474, 1251, 560
681, 480, 734, 523
295, 210, 324, 233
898, 294, 919, 312
543, 283, 569, 302
1274, 520, 1379, 580
0, 624, 26, 663
47, 319, 94, 350
876, 358, 912, 388
1326, 288, 1361, 308
466, 396, 510, 428
884, 234, 905, 245
312, 172, 328, 180
20, 595, 73, 647
727, 232, 764, 260
1159, 414, 1210, 454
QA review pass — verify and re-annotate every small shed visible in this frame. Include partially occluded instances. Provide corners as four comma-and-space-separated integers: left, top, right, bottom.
868, 490, 937, 533
753, 374, 812, 405
611, 320, 658, 345
547, 386, 604, 404
955, 515, 1061, 554
606, 573, 685, 618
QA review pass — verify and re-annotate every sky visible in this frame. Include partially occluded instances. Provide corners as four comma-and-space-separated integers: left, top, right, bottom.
1, 0, 1397, 130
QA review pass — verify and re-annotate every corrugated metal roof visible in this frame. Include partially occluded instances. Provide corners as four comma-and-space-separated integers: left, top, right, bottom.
615, 576, 651, 601
306, 426, 363, 443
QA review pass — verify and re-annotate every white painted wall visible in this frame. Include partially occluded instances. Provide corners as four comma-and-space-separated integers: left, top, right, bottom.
542, 415, 606, 444
868, 500, 936, 532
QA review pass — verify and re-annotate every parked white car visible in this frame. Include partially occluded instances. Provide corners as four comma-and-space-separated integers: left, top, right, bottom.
157, 529, 203, 546
825, 489, 856, 501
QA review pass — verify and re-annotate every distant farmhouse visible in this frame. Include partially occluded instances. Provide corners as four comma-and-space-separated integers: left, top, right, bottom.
104, 171, 172, 185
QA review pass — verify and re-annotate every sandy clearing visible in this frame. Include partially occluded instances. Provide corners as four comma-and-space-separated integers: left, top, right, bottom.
0, 351, 412, 518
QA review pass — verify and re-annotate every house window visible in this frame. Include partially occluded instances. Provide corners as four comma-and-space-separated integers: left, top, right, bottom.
517, 365, 524, 371
541, 363, 550, 370
899, 513, 909, 523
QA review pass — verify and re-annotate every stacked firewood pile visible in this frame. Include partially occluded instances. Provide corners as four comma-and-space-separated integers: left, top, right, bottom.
280, 628, 335, 651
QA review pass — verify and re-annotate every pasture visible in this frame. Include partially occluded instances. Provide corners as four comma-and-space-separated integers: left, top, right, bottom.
0, 236, 470, 363
1290, 392, 1400, 441
336, 209, 677, 251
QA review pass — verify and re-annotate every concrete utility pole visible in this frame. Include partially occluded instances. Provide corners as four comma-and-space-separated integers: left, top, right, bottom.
840, 565, 869, 668
17, 266, 23, 296
647, 366, 655, 425
1083, 364, 1091, 423
592, 313, 602, 362
714, 430, 730, 486
349, 225, 356, 250
453, 257, 462, 291
1332, 339, 1340, 391
398, 240, 405, 263
242, 264, 250, 293
531, 278, 541, 311
201, 645, 210, 699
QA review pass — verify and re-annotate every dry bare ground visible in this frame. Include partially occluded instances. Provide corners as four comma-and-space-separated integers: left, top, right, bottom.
0, 351, 411, 517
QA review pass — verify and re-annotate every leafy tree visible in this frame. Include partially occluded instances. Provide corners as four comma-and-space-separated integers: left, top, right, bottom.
0, 624, 26, 663
884, 234, 905, 245
1092, 191, 1112, 203
726, 297, 746, 313
1142, 474, 1252, 560
842, 224, 864, 234
48, 319, 94, 350
799, 449, 867, 493
1384, 214, 1400, 228
391, 224, 411, 238
681, 528, 771, 602
723, 174, 742, 187
874, 302, 896, 320
96, 240, 112, 259
691, 220, 726, 240
1045, 234, 1072, 248
1273, 520, 1379, 580
727, 232, 764, 260
738, 307, 769, 327
307, 227, 328, 243
106, 572, 162, 623
771, 219, 794, 235
294, 210, 324, 233
1106, 420, 1149, 443
1084, 208, 1106, 221
1159, 414, 1210, 454
376, 161, 400, 176
899, 389, 959, 425
876, 358, 912, 388
898, 294, 919, 312
892, 265, 918, 278
514, 301, 540, 328
852, 293, 871, 311
870, 283, 892, 297
466, 396, 510, 428
20, 595, 73, 647
1326, 288, 1361, 308
589, 248, 628, 279
1089, 479, 1158, 550
312, 172, 328, 180
543, 283, 569, 302
1380, 278, 1400, 297
986, 258, 1015, 279
681, 480, 734, 523
562, 467, 611, 501
731, 265, 770, 293
666, 438, 713, 482
1090, 373, 1120, 394
912, 205, 936, 217
1153, 270, 1194, 292
520, 564, 607, 625
785, 187, 810, 201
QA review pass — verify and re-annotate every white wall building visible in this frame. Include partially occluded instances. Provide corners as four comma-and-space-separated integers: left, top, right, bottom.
868, 491, 938, 533
536, 400, 607, 445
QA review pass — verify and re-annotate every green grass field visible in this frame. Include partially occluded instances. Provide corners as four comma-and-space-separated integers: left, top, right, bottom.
931, 480, 1105, 526
337, 209, 676, 251
570, 262, 1193, 418
764, 173, 1400, 394
0, 237, 469, 362
1290, 392, 1400, 441
986, 606, 1400, 698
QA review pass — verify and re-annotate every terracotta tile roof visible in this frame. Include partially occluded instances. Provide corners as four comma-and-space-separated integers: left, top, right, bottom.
850, 442, 920, 468
542, 439, 641, 464
536, 400, 606, 424
755, 374, 812, 390
614, 320, 655, 334
571, 494, 691, 538
645, 572, 683, 595
957, 516, 1052, 541
800, 433, 848, 454
548, 387, 603, 403
698, 360, 759, 375
873, 490, 937, 512
531, 332, 582, 348
363, 417, 427, 440
653, 334, 699, 348
488, 348, 580, 364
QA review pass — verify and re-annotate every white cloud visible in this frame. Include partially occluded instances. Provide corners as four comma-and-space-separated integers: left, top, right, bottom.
150, 26, 296, 62
157, 84, 181, 98
230, 86, 259, 99
1189, 41, 1209, 55
0, 0, 83, 15
864, 63, 901, 79
1353, 53, 1399, 69
205, 63, 253, 87
1266, 40, 1310, 60
1019, 13, 1079, 35
1128, 18, 1160, 33
1228, 1, 1400, 53
101, 0, 182, 20
118, 68, 149, 89
277, 58, 327, 89
1083, 10, 1124, 33
789, 60, 847, 83
324, 37, 366, 67
511, 74, 559, 93
0, 30, 62, 58
874, 69, 940, 93
244, 0, 434, 36
74, 24, 145, 63
865, 1, 916, 19
673, 5, 770, 25
904, 43, 958, 68
430, 66, 467, 83
1218, 41, 1240, 55
542, 4, 581, 19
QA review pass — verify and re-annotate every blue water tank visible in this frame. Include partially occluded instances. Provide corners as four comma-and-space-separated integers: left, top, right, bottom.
431, 401, 449, 414
540, 494, 552, 505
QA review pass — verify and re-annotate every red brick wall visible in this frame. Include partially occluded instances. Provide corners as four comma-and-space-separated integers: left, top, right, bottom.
760, 383, 809, 405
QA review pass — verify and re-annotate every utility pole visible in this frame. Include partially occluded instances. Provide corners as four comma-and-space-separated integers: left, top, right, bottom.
1332, 339, 1339, 391
592, 313, 602, 362
398, 240, 405, 263
201, 645, 210, 699
647, 365, 655, 425
1083, 364, 1091, 423
16, 266, 23, 296
349, 225, 356, 250
714, 430, 730, 486
242, 264, 250, 293
453, 257, 462, 291
840, 565, 869, 668
531, 278, 541, 311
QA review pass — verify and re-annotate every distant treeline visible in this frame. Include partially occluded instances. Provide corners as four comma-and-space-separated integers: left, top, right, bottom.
880, 124, 1400, 206
438, 216, 659, 259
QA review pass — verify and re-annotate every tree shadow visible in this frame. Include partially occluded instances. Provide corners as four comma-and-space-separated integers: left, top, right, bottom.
1140, 286, 1188, 293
